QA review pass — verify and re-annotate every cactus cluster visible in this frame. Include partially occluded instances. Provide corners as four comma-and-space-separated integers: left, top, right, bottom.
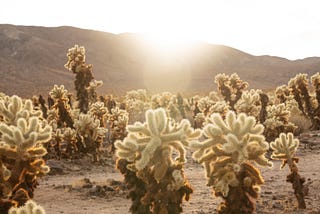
115, 108, 200, 213
190, 111, 272, 213
106, 107, 129, 153
215, 73, 249, 110
0, 95, 51, 212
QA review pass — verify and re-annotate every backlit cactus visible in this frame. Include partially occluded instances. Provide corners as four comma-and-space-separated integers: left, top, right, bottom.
0, 95, 51, 212
8, 200, 46, 214
125, 89, 151, 123
287, 73, 320, 130
88, 101, 108, 127
107, 107, 129, 153
263, 103, 297, 142
115, 108, 200, 213
48, 85, 73, 128
190, 111, 272, 214
270, 132, 306, 209
234, 89, 261, 118
215, 73, 248, 110
74, 113, 107, 162
86, 80, 103, 105
65, 45, 94, 113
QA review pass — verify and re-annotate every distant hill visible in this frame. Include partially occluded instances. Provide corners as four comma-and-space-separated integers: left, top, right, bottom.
1, 24, 320, 98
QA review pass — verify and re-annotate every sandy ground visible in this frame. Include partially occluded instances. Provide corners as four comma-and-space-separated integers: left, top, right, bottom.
34, 134, 320, 214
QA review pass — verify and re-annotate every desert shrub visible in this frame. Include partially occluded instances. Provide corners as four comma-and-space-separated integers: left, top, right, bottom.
115, 108, 201, 213
190, 111, 272, 214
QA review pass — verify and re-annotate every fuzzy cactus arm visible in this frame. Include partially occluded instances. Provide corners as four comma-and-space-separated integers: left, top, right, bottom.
8, 200, 46, 214
116, 108, 200, 174
0, 117, 51, 159
270, 132, 299, 161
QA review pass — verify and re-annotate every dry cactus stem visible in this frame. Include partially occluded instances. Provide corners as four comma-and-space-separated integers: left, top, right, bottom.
0, 95, 51, 212
215, 73, 248, 110
64, 45, 94, 113
270, 132, 306, 209
116, 159, 151, 214
258, 92, 269, 124
8, 200, 46, 214
190, 111, 272, 214
49, 85, 73, 128
115, 108, 200, 214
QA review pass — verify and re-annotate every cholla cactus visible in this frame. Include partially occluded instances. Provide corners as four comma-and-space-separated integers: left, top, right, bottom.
263, 103, 297, 142
215, 73, 248, 110
49, 127, 78, 159
74, 113, 107, 162
198, 96, 215, 116
193, 113, 206, 129
8, 200, 46, 214
287, 73, 320, 129
49, 85, 73, 128
165, 93, 191, 122
125, 89, 151, 124
64, 45, 94, 113
86, 80, 103, 104
0, 95, 51, 212
208, 100, 229, 117
270, 133, 306, 209
151, 92, 172, 108
107, 107, 128, 153
125, 89, 149, 102
115, 108, 200, 213
88, 101, 108, 127
190, 111, 272, 214
234, 89, 261, 118
0, 95, 42, 125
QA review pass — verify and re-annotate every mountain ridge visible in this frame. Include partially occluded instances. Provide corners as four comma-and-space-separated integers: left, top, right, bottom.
1, 24, 320, 97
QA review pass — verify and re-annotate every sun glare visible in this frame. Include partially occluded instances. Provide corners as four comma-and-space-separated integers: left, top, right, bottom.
143, 33, 197, 54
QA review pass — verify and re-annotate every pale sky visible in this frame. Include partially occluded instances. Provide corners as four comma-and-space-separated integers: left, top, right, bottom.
1, 0, 320, 60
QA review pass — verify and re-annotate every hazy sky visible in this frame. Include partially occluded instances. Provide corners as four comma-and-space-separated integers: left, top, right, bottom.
1, 0, 320, 60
